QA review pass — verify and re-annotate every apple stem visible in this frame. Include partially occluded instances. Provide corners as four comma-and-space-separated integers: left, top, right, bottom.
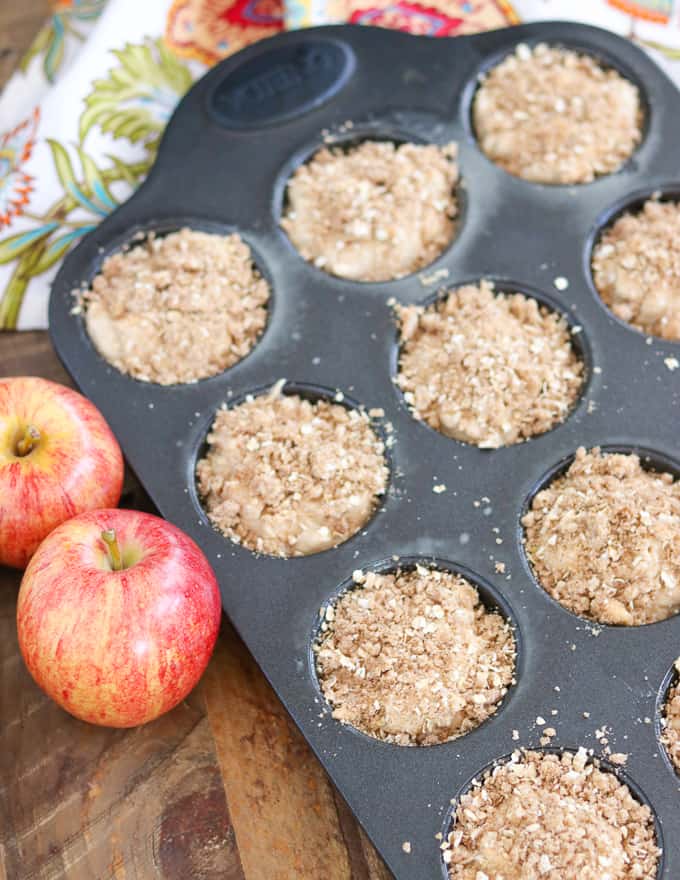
102, 529, 123, 571
16, 424, 40, 457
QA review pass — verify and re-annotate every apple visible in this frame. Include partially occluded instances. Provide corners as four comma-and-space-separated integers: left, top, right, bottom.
0, 376, 124, 569
17, 508, 222, 727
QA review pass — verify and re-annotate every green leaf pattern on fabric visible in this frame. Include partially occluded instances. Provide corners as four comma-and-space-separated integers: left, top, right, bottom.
0, 38, 194, 328
79, 41, 193, 147
0, 225, 59, 266
20, 2, 108, 85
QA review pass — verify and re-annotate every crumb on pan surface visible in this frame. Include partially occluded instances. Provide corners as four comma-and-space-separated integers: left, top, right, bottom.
281, 140, 459, 282
396, 280, 583, 448
196, 384, 388, 557
314, 566, 516, 746
81, 228, 269, 385
473, 43, 642, 184
661, 665, 680, 773
443, 748, 660, 879
592, 198, 680, 341
522, 447, 680, 626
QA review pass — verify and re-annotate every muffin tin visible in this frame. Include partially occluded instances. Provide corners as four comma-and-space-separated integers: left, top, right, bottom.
49, 21, 680, 879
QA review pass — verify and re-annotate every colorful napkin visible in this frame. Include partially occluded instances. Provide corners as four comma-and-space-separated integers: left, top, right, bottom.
2, 0, 680, 330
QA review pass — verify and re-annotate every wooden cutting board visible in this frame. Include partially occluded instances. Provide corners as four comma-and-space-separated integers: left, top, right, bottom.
0, 6, 391, 877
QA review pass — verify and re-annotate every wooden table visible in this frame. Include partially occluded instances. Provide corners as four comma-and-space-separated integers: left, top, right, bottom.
0, 6, 390, 878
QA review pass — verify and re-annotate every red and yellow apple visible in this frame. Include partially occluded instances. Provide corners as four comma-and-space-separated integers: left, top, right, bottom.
17, 508, 222, 727
0, 376, 124, 569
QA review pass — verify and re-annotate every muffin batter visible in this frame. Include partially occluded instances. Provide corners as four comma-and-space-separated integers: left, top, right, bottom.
281, 140, 459, 281
396, 281, 583, 448
196, 385, 388, 557
592, 198, 680, 341
82, 228, 269, 385
473, 43, 642, 184
523, 447, 680, 625
315, 566, 516, 745
443, 749, 660, 879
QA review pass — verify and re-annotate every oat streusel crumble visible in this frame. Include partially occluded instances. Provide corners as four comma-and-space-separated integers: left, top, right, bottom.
396, 281, 583, 448
281, 140, 459, 282
82, 228, 269, 385
592, 198, 680, 341
661, 664, 680, 773
443, 749, 660, 880
315, 566, 516, 745
523, 447, 680, 626
473, 43, 642, 184
196, 384, 388, 557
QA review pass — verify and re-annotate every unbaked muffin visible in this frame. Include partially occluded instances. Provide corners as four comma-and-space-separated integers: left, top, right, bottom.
281, 140, 459, 281
396, 280, 583, 448
592, 198, 680, 341
473, 43, 642, 184
443, 749, 660, 879
315, 565, 516, 745
523, 447, 680, 625
81, 228, 269, 385
661, 664, 680, 773
196, 384, 388, 557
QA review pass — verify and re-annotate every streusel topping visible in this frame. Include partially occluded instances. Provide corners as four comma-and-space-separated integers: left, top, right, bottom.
473, 43, 642, 184
196, 385, 388, 557
315, 566, 515, 745
661, 665, 680, 773
593, 198, 680, 341
83, 228, 269, 385
397, 281, 583, 448
523, 447, 680, 625
444, 749, 660, 880
281, 140, 459, 281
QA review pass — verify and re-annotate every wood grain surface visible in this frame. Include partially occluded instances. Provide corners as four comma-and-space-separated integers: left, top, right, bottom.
0, 5, 390, 879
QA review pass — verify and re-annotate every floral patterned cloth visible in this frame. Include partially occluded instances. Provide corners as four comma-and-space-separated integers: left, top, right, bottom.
2, 0, 680, 329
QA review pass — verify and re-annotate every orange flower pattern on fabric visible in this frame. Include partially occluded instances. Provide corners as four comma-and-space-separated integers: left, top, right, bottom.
164, 0, 516, 60
0, 109, 40, 229
166, 0, 285, 65
347, 0, 517, 34
607, 0, 673, 24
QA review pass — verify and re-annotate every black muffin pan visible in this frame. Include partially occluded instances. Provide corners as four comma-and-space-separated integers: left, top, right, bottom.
50, 21, 680, 879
